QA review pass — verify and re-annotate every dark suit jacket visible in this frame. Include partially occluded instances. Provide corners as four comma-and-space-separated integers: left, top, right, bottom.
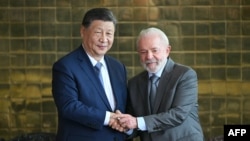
52, 46, 127, 141
127, 58, 204, 141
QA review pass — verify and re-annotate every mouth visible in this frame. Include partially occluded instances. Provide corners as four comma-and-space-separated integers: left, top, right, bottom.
98, 44, 107, 48
145, 60, 157, 65
97, 45, 107, 50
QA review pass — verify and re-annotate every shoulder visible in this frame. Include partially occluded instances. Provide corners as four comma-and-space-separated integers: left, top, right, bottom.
53, 46, 82, 68
56, 46, 81, 60
163, 59, 197, 81
128, 71, 148, 84
172, 63, 197, 80
173, 63, 195, 73
105, 55, 121, 64
105, 55, 125, 68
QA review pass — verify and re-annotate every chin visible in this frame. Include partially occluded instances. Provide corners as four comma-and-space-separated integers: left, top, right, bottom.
146, 66, 157, 73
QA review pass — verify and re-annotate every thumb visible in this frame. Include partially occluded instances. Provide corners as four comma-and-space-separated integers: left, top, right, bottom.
115, 110, 122, 114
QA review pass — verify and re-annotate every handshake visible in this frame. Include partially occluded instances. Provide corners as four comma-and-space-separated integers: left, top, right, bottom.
108, 110, 137, 132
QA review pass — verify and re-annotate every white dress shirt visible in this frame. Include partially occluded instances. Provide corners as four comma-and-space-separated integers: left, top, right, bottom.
86, 54, 116, 125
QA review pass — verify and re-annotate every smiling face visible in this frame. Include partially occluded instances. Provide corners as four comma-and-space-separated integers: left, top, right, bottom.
137, 33, 171, 73
80, 20, 115, 61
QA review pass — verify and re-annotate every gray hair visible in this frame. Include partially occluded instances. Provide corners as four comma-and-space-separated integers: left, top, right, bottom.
136, 27, 169, 49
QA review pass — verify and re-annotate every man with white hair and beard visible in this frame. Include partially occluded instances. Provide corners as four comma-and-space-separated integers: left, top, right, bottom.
110, 27, 204, 141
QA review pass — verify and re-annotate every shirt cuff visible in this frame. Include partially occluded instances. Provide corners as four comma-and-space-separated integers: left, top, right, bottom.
125, 129, 133, 135
104, 111, 111, 125
137, 117, 147, 131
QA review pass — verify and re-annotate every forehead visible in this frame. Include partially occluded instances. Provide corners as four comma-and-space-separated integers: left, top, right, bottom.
88, 20, 115, 30
139, 35, 162, 47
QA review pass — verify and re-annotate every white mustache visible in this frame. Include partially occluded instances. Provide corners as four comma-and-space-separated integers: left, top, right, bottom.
145, 60, 157, 64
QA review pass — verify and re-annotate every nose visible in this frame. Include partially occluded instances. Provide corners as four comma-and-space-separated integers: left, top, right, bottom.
100, 34, 107, 42
146, 51, 154, 59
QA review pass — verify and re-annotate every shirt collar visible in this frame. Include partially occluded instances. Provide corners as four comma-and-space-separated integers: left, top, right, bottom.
82, 44, 105, 67
87, 54, 105, 67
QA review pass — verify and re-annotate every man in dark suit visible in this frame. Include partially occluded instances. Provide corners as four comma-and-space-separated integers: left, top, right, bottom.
52, 8, 127, 141
112, 27, 204, 141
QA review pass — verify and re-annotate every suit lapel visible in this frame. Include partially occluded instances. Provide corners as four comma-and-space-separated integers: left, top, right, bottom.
104, 57, 118, 110
152, 58, 175, 113
142, 72, 151, 114
77, 46, 112, 111
137, 71, 152, 114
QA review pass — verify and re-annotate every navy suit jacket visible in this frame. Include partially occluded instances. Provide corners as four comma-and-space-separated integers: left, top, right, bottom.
52, 46, 127, 141
127, 58, 204, 141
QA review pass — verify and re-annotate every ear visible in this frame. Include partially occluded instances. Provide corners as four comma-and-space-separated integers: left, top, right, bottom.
168, 45, 171, 52
80, 26, 84, 38
166, 45, 171, 53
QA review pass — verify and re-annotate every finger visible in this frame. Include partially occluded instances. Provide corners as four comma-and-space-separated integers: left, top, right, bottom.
115, 110, 122, 114
117, 126, 125, 132
109, 118, 118, 127
118, 117, 127, 123
111, 122, 118, 129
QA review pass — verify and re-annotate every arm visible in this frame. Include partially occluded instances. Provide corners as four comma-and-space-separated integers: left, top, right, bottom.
52, 61, 110, 130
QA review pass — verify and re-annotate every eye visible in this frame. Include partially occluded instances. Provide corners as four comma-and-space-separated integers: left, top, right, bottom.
106, 32, 113, 36
139, 50, 147, 54
94, 30, 102, 34
152, 49, 158, 53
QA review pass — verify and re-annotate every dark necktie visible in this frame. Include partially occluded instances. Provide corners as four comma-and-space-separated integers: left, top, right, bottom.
94, 62, 103, 86
149, 74, 159, 112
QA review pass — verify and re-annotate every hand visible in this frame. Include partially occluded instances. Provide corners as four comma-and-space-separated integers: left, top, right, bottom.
108, 110, 127, 132
116, 113, 138, 130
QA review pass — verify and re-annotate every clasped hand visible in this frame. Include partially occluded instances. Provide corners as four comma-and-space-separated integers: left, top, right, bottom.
109, 110, 137, 132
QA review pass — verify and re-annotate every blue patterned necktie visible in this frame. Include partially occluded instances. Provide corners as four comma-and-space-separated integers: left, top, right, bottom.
94, 62, 103, 86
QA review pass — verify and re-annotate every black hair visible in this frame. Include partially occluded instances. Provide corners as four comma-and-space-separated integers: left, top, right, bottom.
82, 8, 117, 28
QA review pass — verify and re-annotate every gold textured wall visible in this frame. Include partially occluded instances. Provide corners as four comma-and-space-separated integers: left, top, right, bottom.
0, 0, 250, 140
